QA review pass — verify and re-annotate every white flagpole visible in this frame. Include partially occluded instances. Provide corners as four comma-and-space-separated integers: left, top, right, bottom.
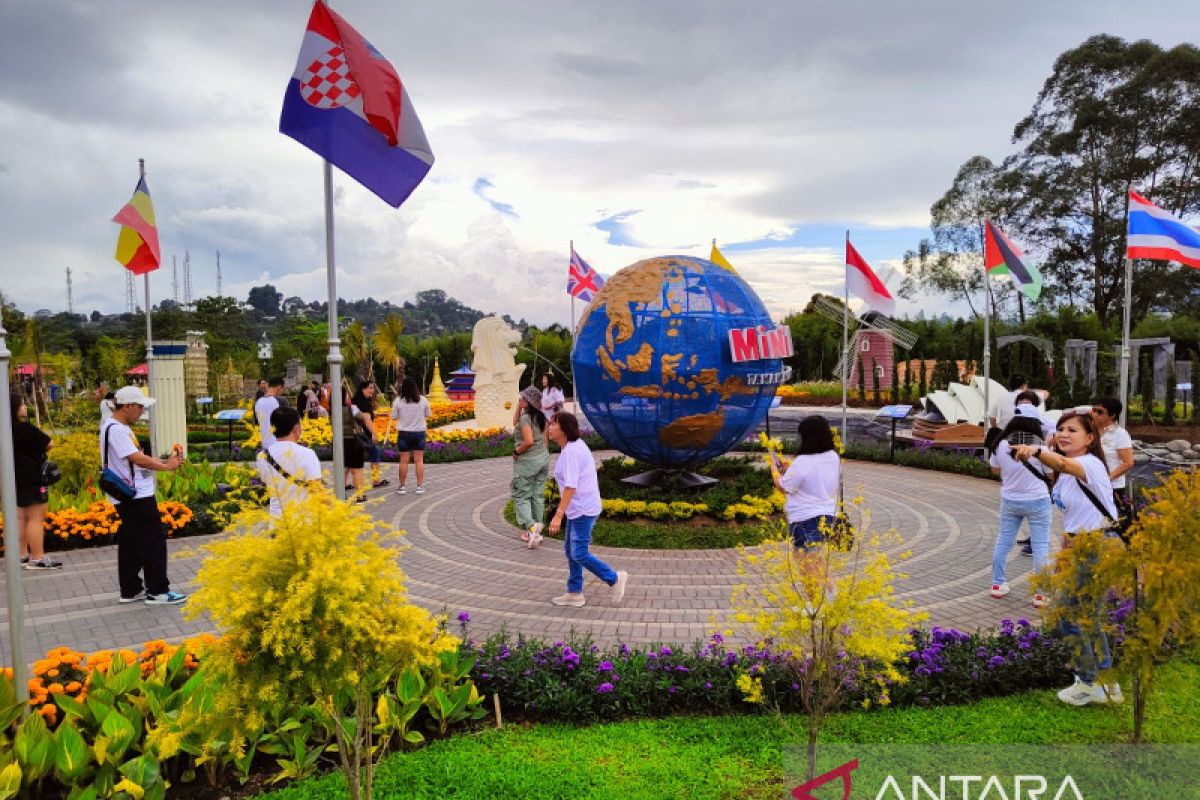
570, 240, 578, 416
139, 159, 156, 449
842, 231, 850, 445
981, 222, 991, 427
0, 298, 29, 703
1119, 255, 1132, 427
324, 160, 346, 499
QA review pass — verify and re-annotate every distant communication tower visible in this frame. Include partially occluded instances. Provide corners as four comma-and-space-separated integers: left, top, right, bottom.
183, 250, 193, 305
172, 255, 179, 303
66, 267, 74, 315
216, 250, 222, 297
125, 271, 136, 314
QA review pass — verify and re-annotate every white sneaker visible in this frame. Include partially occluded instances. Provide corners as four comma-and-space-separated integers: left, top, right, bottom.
611, 571, 629, 605
551, 593, 585, 607
1057, 677, 1099, 706
990, 582, 1010, 598
1094, 683, 1124, 704
395, 486, 407, 495
414, 485, 425, 494
1032, 593, 1048, 609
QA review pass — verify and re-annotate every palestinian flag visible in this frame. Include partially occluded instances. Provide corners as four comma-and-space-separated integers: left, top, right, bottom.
984, 219, 1041, 302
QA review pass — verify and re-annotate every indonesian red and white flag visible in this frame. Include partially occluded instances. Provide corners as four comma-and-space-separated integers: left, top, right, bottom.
846, 239, 895, 316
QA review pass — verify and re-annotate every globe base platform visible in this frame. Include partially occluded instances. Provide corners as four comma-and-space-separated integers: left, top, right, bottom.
620, 469, 719, 490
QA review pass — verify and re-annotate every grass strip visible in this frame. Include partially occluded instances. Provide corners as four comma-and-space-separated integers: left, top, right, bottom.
257, 654, 1200, 799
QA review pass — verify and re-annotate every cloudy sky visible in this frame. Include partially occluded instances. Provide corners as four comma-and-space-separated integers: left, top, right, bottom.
2, 1, 1197, 327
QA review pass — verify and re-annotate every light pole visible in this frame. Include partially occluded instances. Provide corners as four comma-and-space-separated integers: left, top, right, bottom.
1, 303, 29, 699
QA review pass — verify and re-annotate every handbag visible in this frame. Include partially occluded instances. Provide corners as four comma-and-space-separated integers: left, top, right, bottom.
40, 459, 62, 487
99, 424, 138, 503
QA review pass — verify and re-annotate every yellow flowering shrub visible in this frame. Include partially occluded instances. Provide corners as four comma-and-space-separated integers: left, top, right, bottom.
186, 491, 456, 733
730, 498, 923, 777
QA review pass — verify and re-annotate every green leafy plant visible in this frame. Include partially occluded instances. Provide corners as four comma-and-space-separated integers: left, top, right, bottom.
186, 491, 460, 800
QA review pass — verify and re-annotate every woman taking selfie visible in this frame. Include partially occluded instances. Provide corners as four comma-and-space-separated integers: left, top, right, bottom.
1012, 409, 1121, 708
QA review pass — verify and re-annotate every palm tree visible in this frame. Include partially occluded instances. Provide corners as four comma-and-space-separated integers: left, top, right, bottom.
342, 320, 374, 386
373, 313, 406, 389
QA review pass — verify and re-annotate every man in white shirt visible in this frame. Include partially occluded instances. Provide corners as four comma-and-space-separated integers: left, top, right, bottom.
254, 377, 285, 450
257, 406, 324, 516
99, 386, 186, 605
1092, 397, 1134, 510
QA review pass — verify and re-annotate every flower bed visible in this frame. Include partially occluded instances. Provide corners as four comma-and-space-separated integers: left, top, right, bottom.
237, 400, 474, 450
461, 618, 1072, 723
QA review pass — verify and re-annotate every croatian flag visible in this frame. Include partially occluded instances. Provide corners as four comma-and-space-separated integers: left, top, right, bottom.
567, 247, 605, 302
280, 0, 434, 208
1126, 190, 1200, 268
846, 239, 895, 316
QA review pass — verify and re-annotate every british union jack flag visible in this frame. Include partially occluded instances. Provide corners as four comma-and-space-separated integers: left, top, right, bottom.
566, 247, 605, 302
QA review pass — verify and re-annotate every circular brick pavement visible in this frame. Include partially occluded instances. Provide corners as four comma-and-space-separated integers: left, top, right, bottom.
1, 455, 1055, 662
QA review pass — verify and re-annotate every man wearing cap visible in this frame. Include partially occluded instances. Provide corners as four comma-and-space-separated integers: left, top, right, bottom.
99, 386, 187, 605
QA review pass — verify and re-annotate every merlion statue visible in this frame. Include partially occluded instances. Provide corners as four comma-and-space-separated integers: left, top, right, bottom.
471, 316, 526, 430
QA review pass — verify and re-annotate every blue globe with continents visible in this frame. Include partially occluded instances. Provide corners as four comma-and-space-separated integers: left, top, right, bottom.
572, 255, 791, 469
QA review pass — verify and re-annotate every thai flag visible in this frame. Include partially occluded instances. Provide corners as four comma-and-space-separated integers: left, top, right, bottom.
567, 247, 605, 301
280, 1, 433, 208
1126, 190, 1200, 268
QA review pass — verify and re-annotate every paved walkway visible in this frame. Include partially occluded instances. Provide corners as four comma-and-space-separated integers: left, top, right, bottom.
1, 455, 1057, 664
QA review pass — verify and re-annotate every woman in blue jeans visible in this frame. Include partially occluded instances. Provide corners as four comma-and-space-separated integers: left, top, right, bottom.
546, 412, 628, 608
1013, 409, 1122, 707
986, 407, 1052, 607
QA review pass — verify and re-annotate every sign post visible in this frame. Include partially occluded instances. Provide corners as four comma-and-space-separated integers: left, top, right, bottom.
875, 405, 913, 462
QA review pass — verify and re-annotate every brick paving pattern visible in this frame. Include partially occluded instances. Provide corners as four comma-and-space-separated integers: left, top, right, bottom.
1, 455, 1058, 664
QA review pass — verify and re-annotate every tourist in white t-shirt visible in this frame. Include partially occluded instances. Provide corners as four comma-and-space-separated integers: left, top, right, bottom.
1013, 410, 1121, 708
986, 407, 1052, 606
256, 406, 324, 517
99, 386, 186, 605
772, 416, 840, 551
546, 412, 628, 608
390, 377, 432, 495
254, 377, 285, 450
1091, 397, 1134, 516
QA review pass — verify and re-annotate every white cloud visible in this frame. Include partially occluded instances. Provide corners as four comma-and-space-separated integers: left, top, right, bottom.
2, 0, 1197, 327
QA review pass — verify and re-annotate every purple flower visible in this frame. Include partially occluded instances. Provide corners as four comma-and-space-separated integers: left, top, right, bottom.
597, 660, 614, 672
987, 655, 1005, 670
659, 646, 673, 656
457, 611, 471, 624
704, 682, 713, 690
675, 665, 689, 673
596, 682, 614, 694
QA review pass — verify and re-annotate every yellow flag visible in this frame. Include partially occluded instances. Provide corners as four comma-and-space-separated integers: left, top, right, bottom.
710, 242, 737, 273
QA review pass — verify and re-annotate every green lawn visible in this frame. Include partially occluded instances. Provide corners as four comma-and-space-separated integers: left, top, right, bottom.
256, 656, 1200, 799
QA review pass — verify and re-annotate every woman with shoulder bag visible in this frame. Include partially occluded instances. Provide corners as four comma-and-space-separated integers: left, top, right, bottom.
10, 393, 62, 570
1012, 408, 1122, 708
511, 386, 550, 547
340, 387, 370, 502
986, 406, 1052, 607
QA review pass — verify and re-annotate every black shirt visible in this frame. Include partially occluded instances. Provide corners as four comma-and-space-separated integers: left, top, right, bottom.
13, 421, 50, 486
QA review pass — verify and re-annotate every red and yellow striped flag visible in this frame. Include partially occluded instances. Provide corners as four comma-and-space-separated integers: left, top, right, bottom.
112, 177, 161, 274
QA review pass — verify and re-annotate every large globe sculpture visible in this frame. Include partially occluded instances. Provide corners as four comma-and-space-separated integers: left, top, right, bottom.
572, 255, 784, 469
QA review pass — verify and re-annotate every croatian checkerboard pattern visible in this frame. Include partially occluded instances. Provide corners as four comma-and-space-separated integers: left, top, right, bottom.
300, 46, 361, 109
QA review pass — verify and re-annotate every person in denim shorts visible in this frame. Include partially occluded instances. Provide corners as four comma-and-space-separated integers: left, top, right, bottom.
390, 377, 432, 495
772, 416, 840, 550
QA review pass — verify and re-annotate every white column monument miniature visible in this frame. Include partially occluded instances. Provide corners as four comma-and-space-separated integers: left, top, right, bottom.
470, 316, 526, 430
